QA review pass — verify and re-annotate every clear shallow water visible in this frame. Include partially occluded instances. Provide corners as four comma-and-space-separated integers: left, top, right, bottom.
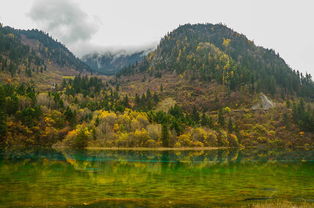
0, 148, 314, 208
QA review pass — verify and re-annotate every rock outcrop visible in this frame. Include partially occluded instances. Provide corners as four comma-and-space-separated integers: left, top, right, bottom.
252, 93, 275, 110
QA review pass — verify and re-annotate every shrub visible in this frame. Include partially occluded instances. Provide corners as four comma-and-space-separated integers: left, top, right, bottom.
61, 124, 92, 149
228, 134, 239, 147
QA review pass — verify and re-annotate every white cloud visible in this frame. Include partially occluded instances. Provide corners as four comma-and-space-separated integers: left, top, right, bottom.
28, 0, 99, 45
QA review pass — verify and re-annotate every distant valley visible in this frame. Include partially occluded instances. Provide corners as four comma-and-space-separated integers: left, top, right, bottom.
82, 48, 154, 75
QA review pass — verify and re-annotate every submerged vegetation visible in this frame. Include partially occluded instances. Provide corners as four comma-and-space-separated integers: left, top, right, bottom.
0, 148, 313, 207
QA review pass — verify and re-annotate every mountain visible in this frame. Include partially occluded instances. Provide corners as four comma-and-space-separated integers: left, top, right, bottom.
82, 48, 153, 75
0, 23, 313, 150
0, 24, 92, 88
120, 23, 314, 98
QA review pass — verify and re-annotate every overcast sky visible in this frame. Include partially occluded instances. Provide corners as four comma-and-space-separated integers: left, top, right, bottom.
0, 0, 313, 76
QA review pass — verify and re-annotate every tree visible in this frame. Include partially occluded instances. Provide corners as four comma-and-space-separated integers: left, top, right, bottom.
73, 129, 89, 149
169, 104, 183, 118
4, 95, 19, 115
135, 93, 141, 107
0, 111, 7, 143
64, 107, 76, 125
191, 106, 200, 123
122, 95, 130, 108
146, 89, 151, 99
228, 117, 233, 132
16, 106, 42, 127
201, 113, 212, 128
218, 108, 225, 127
161, 124, 169, 147
283, 113, 290, 128
153, 93, 159, 104
292, 99, 314, 132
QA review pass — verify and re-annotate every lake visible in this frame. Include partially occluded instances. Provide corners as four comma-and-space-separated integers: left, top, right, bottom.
0, 148, 313, 207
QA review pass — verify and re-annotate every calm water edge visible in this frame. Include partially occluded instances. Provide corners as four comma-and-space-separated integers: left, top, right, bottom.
0, 148, 313, 208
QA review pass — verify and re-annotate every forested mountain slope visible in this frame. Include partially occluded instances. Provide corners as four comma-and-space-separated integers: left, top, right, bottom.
120, 23, 314, 98
0, 24, 92, 89
0, 23, 313, 149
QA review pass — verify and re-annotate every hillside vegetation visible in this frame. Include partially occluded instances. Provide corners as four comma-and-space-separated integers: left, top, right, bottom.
0, 23, 313, 149
120, 23, 314, 98
0, 24, 91, 90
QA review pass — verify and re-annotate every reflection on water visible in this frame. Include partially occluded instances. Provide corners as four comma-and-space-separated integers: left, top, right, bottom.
0, 148, 314, 207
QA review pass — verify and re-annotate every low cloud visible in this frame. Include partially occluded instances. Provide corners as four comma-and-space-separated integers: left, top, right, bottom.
27, 0, 157, 57
28, 0, 98, 45
75, 41, 158, 57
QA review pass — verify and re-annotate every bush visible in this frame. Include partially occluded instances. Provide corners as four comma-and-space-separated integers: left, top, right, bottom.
61, 124, 93, 149
228, 134, 239, 147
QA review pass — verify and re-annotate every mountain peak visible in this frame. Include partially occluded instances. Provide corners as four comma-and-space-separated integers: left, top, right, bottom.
119, 23, 314, 98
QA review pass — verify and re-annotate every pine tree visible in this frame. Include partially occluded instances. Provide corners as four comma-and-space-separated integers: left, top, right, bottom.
161, 124, 169, 147
192, 106, 200, 123
218, 108, 225, 127
0, 111, 6, 143
283, 113, 290, 128
64, 107, 76, 125
201, 113, 212, 128
123, 95, 130, 108
135, 93, 141, 106
146, 89, 151, 99
228, 117, 233, 132
153, 93, 159, 104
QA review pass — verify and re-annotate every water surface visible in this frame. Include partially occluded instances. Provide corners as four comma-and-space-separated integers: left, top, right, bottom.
0, 148, 314, 207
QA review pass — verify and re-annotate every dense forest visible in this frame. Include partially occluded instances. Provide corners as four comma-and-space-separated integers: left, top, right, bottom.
0, 24, 91, 79
0, 75, 313, 149
0, 25, 45, 77
0, 23, 313, 149
119, 24, 314, 98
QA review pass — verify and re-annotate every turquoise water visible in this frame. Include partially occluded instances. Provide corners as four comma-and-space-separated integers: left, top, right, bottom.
0, 148, 314, 207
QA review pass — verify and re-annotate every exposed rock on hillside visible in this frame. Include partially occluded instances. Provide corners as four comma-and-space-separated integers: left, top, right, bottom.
252, 93, 275, 110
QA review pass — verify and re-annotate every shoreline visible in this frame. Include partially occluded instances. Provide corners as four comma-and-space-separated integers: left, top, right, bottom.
85, 146, 231, 151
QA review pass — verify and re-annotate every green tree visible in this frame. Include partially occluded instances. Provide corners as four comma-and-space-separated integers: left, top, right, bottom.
161, 124, 169, 147
0, 111, 7, 143
191, 106, 200, 123
201, 113, 212, 128
228, 117, 234, 132
122, 95, 130, 108
218, 108, 225, 127
64, 107, 76, 125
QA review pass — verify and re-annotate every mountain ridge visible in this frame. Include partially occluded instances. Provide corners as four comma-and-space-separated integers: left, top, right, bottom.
0, 24, 93, 89
119, 23, 314, 98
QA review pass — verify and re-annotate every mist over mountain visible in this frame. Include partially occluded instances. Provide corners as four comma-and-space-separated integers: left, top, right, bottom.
82, 47, 154, 75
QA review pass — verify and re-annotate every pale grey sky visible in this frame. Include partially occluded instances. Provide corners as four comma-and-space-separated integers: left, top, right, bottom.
0, 0, 313, 76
